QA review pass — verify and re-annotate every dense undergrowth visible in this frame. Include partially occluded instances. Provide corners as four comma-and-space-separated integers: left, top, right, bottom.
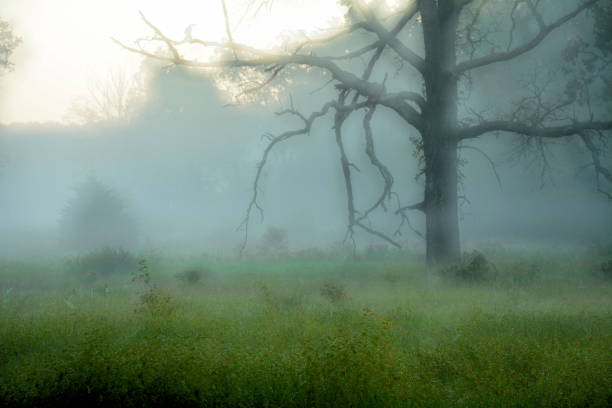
1, 249, 611, 407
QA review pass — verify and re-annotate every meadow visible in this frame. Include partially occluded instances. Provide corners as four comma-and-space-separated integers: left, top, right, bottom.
1, 247, 611, 407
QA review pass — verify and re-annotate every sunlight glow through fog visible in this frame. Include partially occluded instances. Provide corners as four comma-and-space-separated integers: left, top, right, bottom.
0, 0, 346, 124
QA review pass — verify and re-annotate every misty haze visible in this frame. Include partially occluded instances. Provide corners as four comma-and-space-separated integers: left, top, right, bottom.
1, 1, 611, 407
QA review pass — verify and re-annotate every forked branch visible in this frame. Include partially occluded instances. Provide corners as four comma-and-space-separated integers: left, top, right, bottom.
333, 93, 401, 248
238, 98, 371, 254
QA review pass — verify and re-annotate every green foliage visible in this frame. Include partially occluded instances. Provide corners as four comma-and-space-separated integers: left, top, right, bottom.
67, 247, 138, 279
296, 308, 396, 407
256, 282, 308, 313
1, 252, 612, 407
0, 19, 21, 73
131, 260, 175, 317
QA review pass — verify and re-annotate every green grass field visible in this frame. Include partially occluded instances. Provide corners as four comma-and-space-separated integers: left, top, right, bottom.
1, 250, 611, 407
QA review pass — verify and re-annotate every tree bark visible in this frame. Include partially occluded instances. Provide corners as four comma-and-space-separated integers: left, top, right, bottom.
421, 0, 461, 265
423, 131, 460, 265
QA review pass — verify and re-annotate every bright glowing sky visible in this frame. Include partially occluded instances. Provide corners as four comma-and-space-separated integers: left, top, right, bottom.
0, 0, 346, 124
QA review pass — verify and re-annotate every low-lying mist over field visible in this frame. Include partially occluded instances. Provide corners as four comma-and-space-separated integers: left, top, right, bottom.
1, 0, 612, 406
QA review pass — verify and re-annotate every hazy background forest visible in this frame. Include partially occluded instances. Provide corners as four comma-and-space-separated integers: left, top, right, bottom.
0, 28, 610, 257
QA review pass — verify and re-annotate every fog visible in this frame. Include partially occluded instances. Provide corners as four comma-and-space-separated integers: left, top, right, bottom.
1, 0, 611, 260
2, 3, 612, 406
1, 63, 610, 258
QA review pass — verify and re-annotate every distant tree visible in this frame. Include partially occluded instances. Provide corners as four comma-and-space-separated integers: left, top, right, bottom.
69, 68, 146, 124
257, 226, 288, 256
117, 0, 612, 264
59, 177, 139, 252
0, 18, 21, 74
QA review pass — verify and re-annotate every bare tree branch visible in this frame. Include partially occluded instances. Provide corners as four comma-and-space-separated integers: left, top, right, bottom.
115, 37, 423, 128
358, 105, 395, 219
395, 201, 425, 214
506, 0, 521, 51
454, 0, 599, 74
236, 64, 285, 97
459, 145, 503, 189
331, 92, 402, 248
457, 120, 612, 141
238, 98, 371, 254
292, 2, 417, 57
334, 93, 357, 232
327, 41, 382, 61
355, 220, 401, 247
137, 11, 181, 61
393, 194, 425, 239
238, 101, 334, 254
354, 0, 425, 74
221, 0, 239, 60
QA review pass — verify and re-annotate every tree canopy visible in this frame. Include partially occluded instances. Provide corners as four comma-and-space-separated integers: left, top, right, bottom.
0, 18, 21, 74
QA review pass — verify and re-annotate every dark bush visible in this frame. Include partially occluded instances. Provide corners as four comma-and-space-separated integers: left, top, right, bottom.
175, 267, 209, 285
601, 260, 612, 280
68, 247, 138, 278
320, 281, 347, 303
443, 250, 495, 283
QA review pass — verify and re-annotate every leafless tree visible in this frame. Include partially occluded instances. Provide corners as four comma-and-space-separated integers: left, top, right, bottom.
115, 0, 612, 264
69, 68, 146, 124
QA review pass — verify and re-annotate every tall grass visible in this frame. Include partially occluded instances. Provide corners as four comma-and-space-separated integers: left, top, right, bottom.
1, 250, 611, 407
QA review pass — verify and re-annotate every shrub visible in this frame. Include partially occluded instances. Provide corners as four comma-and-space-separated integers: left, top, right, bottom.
320, 281, 346, 303
443, 250, 495, 283
175, 267, 209, 285
68, 247, 138, 278
132, 259, 175, 317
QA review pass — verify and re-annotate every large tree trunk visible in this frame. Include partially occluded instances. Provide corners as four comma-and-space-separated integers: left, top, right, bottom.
423, 133, 460, 265
420, 0, 461, 265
